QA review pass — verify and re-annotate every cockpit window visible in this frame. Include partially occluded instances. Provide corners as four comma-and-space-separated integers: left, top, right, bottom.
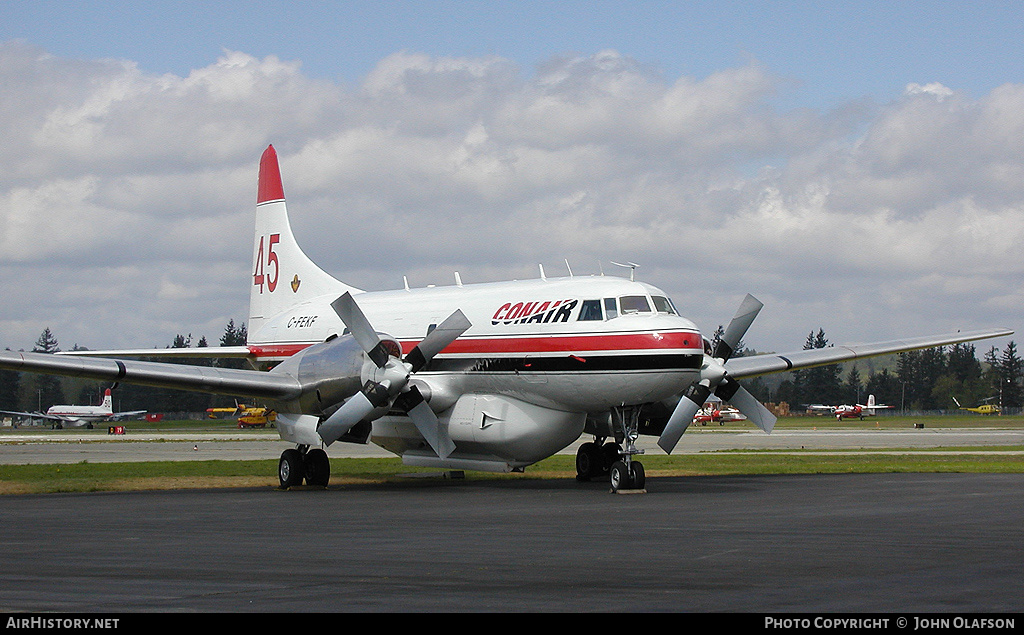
603, 298, 618, 319
619, 295, 652, 314
652, 296, 676, 315
578, 299, 603, 321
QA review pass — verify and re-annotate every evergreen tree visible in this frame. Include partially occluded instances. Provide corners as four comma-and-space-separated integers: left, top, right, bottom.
897, 351, 923, 410
32, 328, 64, 409
801, 329, 842, 405
217, 320, 248, 371
999, 341, 1022, 407
983, 346, 1003, 406
865, 368, 900, 408
844, 366, 862, 404
220, 320, 247, 346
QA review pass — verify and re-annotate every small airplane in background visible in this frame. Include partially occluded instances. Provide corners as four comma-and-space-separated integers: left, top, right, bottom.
0, 388, 146, 428
206, 402, 277, 428
808, 395, 894, 420
953, 397, 1001, 415
0, 145, 1013, 492
694, 403, 746, 425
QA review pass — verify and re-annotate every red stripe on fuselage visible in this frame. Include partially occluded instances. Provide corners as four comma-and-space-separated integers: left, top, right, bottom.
247, 331, 702, 360
404, 331, 702, 356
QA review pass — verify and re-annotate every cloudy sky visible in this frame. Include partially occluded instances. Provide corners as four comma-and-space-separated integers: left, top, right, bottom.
1, 0, 1022, 357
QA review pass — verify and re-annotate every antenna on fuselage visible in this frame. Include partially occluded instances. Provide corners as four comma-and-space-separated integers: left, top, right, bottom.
454, 272, 463, 287
610, 261, 639, 282
539, 264, 546, 280
403, 276, 410, 291
565, 259, 574, 277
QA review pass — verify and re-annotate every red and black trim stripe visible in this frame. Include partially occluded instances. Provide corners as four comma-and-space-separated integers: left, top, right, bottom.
249, 330, 704, 373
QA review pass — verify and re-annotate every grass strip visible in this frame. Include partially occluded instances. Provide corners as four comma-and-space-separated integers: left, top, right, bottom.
1, 450, 1022, 495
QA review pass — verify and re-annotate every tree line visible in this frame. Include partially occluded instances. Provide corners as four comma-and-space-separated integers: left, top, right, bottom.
3, 322, 1020, 416
0, 320, 247, 415
741, 329, 1022, 412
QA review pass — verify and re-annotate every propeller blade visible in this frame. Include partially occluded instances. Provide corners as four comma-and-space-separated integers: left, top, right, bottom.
397, 385, 456, 459
714, 294, 763, 361
404, 309, 472, 372
658, 382, 711, 454
318, 392, 375, 446
318, 381, 390, 446
331, 292, 390, 367
715, 378, 777, 433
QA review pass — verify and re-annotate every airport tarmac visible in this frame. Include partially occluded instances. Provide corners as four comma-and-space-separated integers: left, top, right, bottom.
1, 426, 1023, 613
1, 472, 1022, 612
1, 425, 1023, 464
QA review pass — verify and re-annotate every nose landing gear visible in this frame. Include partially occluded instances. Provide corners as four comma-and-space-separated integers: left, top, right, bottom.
575, 405, 647, 492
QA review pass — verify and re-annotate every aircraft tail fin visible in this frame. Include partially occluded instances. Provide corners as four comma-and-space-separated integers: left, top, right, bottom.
249, 145, 360, 342
101, 389, 113, 412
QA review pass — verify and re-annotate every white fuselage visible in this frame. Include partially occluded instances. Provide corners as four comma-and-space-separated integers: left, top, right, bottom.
250, 275, 705, 469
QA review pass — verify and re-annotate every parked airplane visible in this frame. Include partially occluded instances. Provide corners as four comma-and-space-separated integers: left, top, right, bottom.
952, 397, 1001, 415
808, 395, 895, 420
0, 146, 1012, 491
694, 404, 746, 425
0, 389, 146, 428
206, 403, 277, 428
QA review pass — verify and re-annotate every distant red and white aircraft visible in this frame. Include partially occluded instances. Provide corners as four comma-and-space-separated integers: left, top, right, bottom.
1, 389, 146, 428
694, 405, 747, 425
809, 395, 895, 420
0, 145, 1011, 491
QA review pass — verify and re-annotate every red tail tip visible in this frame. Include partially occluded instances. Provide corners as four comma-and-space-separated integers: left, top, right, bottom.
257, 145, 285, 203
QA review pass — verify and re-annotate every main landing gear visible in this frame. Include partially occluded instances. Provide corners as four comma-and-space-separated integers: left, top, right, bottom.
279, 446, 331, 488
575, 405, 646, 492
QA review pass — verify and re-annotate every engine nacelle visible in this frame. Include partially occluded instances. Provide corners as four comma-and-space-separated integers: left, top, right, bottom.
374, 393, 586, 468
269, 333, 400, 416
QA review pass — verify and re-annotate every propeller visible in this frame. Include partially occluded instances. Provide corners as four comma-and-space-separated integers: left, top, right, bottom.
317, 292, 470, 458
657, 294, 777, 454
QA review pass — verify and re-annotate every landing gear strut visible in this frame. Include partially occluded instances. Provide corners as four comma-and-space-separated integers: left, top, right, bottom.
278, 445, 331, 488
575, 405, 646, 492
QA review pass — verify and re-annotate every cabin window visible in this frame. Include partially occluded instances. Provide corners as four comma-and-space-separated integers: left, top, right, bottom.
652, 296, 676, 315
619, 295, 651, 314
578, 299, 604, 321
603, 297, 618, 319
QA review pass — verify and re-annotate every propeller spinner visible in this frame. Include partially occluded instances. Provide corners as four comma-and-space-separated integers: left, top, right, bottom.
657, 294, 777, 454
316, 293, 471, 459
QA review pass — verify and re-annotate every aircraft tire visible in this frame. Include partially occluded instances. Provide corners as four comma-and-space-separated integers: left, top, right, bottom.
304, 448, 331, 487
278, 449, 305, 489
629, 461, 646, 490
609, 461, 632, 492
575, 443, 603, 481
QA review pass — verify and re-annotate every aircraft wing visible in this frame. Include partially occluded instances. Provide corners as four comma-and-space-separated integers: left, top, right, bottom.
110, 410, 148, 420
56, 346, 254, 359
0, 350, 301, 401
724, 328, 1013, 380
0, 409, 64, 422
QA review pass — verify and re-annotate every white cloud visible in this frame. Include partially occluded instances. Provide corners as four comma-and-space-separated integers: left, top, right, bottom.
0, 41, 1021, 355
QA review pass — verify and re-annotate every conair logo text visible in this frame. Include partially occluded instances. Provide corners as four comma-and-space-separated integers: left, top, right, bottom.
492, 299, 578, 325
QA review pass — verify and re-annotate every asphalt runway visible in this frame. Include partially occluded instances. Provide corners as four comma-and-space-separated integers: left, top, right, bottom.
2, 427, 1023, 613
1, 472, 1022, 613
3, 426, 1024, 464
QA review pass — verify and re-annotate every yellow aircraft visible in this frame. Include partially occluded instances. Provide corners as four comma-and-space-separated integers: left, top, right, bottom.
206, 403, 277, 428
952, 397, 1001, 415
